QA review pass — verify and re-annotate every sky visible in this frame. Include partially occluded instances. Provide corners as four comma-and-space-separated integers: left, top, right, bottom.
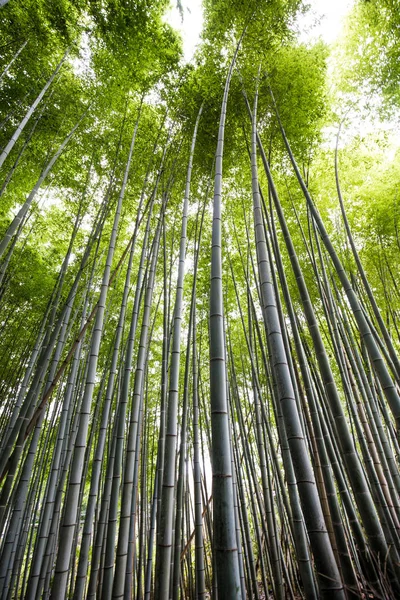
165, 0, 356, 62
297, 0, 355, 44
164, 1, 204, 62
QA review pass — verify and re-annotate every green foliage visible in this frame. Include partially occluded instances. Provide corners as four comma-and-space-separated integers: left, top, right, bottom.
1, 0, 398, 408
333, 0, 400, 112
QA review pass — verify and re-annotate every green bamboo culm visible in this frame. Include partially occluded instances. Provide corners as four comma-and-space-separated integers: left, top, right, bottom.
209, 37, 245, 600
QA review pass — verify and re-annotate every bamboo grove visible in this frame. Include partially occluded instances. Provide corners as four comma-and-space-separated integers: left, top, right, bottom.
0, 0, 400, 598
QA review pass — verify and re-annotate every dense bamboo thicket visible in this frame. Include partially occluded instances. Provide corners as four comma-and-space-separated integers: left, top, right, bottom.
0, 0, 400, 598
